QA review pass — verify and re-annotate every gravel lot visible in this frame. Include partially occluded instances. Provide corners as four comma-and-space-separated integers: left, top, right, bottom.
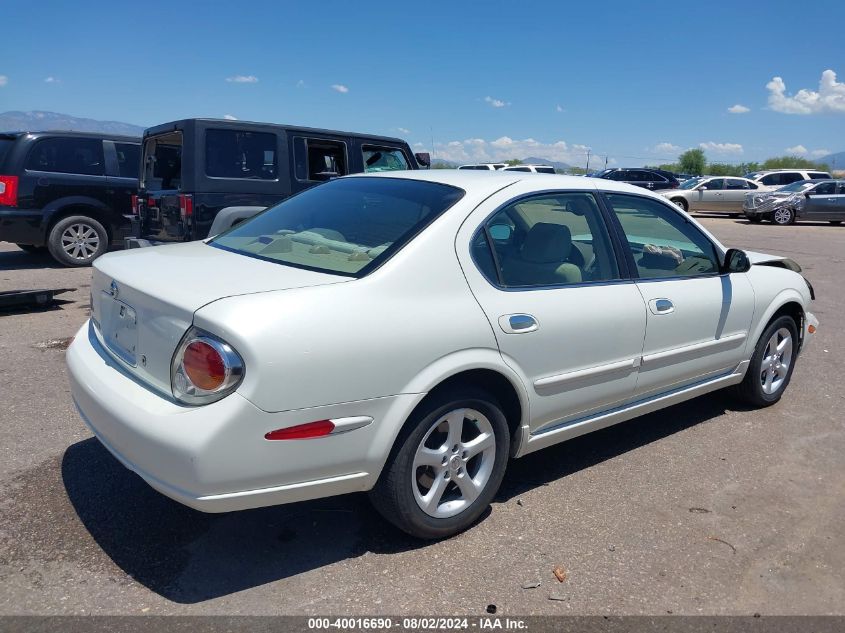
0, 217, 843, 616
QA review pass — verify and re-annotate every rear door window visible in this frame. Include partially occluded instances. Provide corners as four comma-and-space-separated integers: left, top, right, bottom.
206, 129, 277, 180
780, 172, 803, 185
362, 146, 411, 172
115, 143, 140, 178
725, 178, 748, 190
535, 166, 556, 174
26, 137, 105, 176
293, 137, 348, 182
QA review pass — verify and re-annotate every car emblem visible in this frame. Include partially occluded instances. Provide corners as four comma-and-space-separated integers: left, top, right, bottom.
110, 281, 119, 299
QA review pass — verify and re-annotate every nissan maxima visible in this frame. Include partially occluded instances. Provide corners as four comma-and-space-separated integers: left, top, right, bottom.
67, 171, 818, 539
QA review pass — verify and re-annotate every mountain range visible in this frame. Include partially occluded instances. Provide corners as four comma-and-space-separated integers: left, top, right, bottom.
0, 111, 145, 136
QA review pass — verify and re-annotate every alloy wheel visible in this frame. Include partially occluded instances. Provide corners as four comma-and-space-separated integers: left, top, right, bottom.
61, 223, 101, 260
411, 407, 496, 519
760, 327, 793, 395
773, 208, 793, 225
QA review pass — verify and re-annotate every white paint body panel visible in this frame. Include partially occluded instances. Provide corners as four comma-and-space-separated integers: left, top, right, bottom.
67, 171, 818, 513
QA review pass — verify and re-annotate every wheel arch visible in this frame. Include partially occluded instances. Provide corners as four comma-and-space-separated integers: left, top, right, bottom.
42, 197, 116, 242
748, 293, 806, 356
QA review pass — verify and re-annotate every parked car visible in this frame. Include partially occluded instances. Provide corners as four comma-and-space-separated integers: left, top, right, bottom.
68, 171, 818, 539
131, 118, 428, 246
593, 168, 680, 190
458, 163, 506, 170
744, 179, 845, 225
659, 176, 762, 215
745, 169, 831, 189
501, 164, 557, 174
0, 131, 140, 266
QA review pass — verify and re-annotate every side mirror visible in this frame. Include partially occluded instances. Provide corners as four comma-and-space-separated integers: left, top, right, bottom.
723, 248, 751, 274
415, 152, 431, 169
488, 224, 513, 241
697, 185, 708, 191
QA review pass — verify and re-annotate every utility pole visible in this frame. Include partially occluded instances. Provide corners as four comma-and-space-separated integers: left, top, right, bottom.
585, 149, 591, 174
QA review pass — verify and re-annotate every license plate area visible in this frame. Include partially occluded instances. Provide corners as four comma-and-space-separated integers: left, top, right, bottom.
100, 292, 138, 366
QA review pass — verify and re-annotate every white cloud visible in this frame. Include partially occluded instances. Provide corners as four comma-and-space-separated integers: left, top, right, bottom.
432, 136, 599, 166
556, 104, 564, 112
484, 96, 509, 108
223, 114, 238, 120
811, 148, 831, 158
226, 75, 258, 83
727, 104, 750, 114
785, 144, 808, 155
767, 69, 845, 114
699, 141, 744, 154
296, 79, 305, 88
0, 75, 7, 87
44, 76, 60, 84
331, 84, 349, 93
653, 142, 681, 154
397, 127, 410, 134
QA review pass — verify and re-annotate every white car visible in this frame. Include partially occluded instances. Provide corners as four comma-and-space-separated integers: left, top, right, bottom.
457, 163, 506, 170
746, 169, 832, 190
501, 164, 556, 174
67, 171, 819, 539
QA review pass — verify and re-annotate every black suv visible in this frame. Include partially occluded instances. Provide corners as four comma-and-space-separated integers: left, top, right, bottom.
592, 168, 680, 191
133, 118, 429, 244
0, 131, 140, 266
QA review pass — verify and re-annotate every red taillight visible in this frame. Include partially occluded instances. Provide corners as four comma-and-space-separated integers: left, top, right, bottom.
183, 340, 226, 391
265, 420, 335, 441
179, 194, 193, 219
130, 194, 139, 215
0, 175, 19, 207
147, 195, 155, 208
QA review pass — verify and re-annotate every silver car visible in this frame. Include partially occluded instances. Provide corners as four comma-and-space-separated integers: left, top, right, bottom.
659, 176, 763, 215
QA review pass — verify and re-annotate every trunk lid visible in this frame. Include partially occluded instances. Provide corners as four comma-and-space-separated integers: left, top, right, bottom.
90, 241, 349, 395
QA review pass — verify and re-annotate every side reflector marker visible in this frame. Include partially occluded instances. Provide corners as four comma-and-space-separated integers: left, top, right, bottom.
264, 416, 373, 441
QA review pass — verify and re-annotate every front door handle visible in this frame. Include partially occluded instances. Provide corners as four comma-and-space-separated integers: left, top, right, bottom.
648, 298, 674, 315
499, 313, 539, 334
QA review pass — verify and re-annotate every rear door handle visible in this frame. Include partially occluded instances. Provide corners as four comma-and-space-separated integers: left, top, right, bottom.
499, 313, 539, 334
648, 298, 674, 314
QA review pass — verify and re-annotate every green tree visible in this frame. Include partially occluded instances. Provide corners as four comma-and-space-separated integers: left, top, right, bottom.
762, 156, 830, 171
505, 159, 523, 166
678, 149, 706, 175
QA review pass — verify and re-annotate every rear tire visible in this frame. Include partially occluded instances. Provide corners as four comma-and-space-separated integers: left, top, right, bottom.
772, 207, 795, 225
830, 220, 842, 225
733, 316, 799, 408
16, 244, 47, 253
47, 215, 108, 267
369, 387, 510, 539
671, 198, 688, 212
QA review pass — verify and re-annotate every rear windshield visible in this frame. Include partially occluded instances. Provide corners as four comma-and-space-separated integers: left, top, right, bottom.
210, 177, 464, 276
0, 138, 15, 167
142, 132, 182, 190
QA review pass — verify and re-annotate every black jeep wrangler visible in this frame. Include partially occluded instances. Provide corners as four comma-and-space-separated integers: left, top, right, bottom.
132, 118, 428, 245
0, 131, 140, 266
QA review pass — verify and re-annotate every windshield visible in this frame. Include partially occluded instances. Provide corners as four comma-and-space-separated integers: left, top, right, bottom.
210, 177, 465, 276
778, 180, 815, 193
679, 177, 706, 190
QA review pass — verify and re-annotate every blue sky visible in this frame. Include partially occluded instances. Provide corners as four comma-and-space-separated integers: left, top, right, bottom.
2, 0, 844, 167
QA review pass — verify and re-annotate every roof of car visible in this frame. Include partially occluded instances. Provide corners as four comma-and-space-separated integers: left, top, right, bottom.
144, 118, 408, 144
352, 168, 671, 197
1, 130, 140, 141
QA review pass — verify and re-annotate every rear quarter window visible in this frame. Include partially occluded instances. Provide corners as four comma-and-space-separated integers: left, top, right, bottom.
206, 129, 278, 180
25, 137, 105, 176
0, 138, 16, 167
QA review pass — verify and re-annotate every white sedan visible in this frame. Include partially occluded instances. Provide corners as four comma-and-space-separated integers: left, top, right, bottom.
67, 171, 818, 539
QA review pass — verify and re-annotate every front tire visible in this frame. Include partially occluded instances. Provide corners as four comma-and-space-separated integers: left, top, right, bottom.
369, 388, 510, 539
47, 215, 108, 267
733, 316, 798, 407
671, 198, 688, 212
830, 220, 842, 225
772, 207, 795, 225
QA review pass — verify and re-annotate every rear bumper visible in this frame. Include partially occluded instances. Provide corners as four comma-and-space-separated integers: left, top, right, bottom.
67, 321, 419, 512
0, 207, 45, 245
